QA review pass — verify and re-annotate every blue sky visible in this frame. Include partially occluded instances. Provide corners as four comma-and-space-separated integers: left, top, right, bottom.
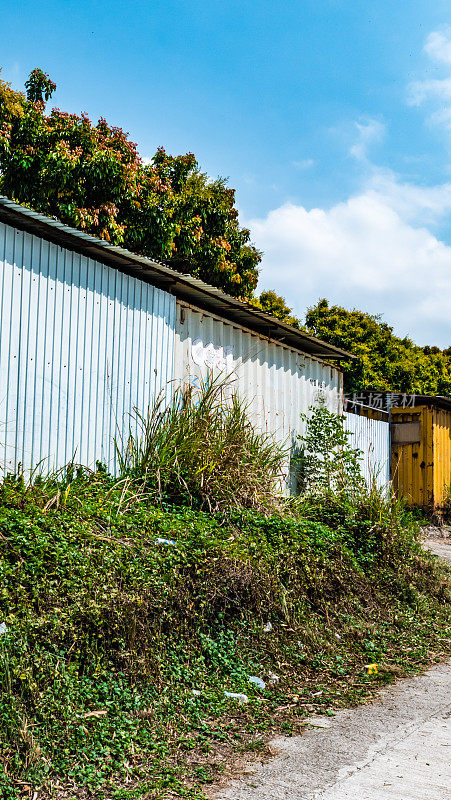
2, 0, 451, 345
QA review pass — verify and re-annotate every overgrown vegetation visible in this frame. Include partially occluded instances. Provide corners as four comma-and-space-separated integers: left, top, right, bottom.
0, 471, 449, 800
0, 396, 450, 799
117, 379, 286, 511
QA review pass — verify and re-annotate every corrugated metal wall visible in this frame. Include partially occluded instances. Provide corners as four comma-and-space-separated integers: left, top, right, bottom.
344, 411, 390, 488
0, 221, 175, 475
391, 408, 429, 507
174, 301, 342, 491
391, 406, 451, 509
433, 408, 451, 509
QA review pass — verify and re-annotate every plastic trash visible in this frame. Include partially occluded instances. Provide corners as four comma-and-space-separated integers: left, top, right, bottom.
364, 663, 378, 675
155, 538, 176, 546
334, 633, 342, 641
268, 672, 279, 686
312, 690, 323, 697
191, 689, 202, 696
263, 621, 273, 632
0, 622, 7, 636
224, 691, 249, 704
248, 676, 266, 690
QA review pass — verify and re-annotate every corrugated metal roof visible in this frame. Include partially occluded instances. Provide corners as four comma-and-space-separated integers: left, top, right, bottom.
409, 394, 451, 412
0, 194, 353, 361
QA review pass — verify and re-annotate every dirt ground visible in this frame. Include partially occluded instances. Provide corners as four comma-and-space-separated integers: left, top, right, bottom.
422, 523, 451, 561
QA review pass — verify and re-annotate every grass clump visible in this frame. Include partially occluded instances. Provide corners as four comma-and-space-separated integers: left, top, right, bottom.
117, 377, 286, 511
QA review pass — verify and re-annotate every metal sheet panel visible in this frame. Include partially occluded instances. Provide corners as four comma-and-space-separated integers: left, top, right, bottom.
0, 221, 175, 476
391, 405, 451, 510
433, 408, 451, 509
344, 411, 390, 488
391, 407, 433, 508
0, 195, 354, 361
174, 301, 342, 492
391, 422, 421, 444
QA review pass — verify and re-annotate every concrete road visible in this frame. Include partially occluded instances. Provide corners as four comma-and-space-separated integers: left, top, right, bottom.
214, 543, 451, 800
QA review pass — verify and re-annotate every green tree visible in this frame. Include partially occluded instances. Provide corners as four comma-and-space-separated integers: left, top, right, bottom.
25, 68, 56, 102
0, 70, 260, 298
252, 289, 301, 327
305, 299, 451, 396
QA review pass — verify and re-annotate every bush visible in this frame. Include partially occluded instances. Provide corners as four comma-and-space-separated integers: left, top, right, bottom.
116, 377, 287, 510
294, 482, 421, 569
296, 399, 363, 494
294, 399, 421, 568
0, 393, 449, 797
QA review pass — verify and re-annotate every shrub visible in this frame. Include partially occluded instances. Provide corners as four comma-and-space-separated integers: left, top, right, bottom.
296, 398, 364, 494
116, 376, 287, 510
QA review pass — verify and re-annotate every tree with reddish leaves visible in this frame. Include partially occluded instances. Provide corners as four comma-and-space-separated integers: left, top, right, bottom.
0, 69, 260, 298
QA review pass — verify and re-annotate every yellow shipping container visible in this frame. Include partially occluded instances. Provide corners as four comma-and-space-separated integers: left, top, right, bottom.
391, 397, 451, 512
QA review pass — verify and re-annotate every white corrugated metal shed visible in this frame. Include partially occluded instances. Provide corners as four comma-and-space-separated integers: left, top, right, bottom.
0, 195, 353, 481
175, 301, 343, 491
344, 410, 390, 489
0, 219, 175, 474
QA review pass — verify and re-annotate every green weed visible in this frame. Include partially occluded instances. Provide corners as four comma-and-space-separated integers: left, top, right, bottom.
0, 440, 449, 798
115, 376, 287, 511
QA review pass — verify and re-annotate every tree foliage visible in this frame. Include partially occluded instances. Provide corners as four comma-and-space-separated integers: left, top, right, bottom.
0, 69, 260, 298
25, 68, 56, 103
252, 289, 301, 327
305, 299, 451, 396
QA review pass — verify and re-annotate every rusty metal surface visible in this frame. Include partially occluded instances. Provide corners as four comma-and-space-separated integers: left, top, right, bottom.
391, 405, 451, 510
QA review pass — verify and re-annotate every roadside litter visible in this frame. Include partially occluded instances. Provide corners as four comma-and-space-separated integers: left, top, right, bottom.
224, 691, 249, 704
248, 676, 266, 690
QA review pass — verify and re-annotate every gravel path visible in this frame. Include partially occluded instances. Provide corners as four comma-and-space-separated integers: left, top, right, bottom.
213, 541, 451, 800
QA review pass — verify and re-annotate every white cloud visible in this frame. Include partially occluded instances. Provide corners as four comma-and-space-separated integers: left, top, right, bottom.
407, 27, 451, 138
244, 30, 451, 348
424, 28, 451, 66
349, 119, 386, 161
247, 170, 451, 347
408, 77, 451, 107
366, 169, 451, 225
292, 158, 315, 170
429, 107, 451, 134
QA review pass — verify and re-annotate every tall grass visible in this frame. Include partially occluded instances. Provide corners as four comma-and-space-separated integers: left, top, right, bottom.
116, 376, 287, 510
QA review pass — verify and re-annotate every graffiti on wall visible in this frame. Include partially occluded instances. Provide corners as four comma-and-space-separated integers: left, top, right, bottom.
191, 339, 234, 371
